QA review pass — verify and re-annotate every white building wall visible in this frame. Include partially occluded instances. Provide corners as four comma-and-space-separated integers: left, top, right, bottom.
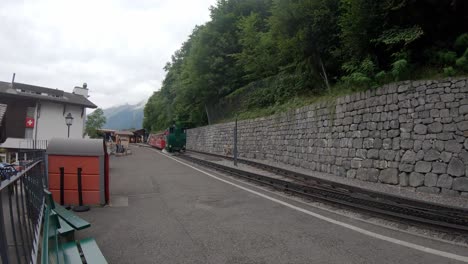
35, 102, 85, 140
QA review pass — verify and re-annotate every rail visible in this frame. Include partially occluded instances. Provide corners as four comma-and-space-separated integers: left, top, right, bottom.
181, 150, 468, 233
0, 150, 46, 264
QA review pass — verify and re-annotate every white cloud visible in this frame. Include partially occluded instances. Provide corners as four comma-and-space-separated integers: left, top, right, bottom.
0, 0, 217, 109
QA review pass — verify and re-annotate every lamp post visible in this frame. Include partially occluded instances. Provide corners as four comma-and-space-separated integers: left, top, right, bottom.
65, 113, 74, 138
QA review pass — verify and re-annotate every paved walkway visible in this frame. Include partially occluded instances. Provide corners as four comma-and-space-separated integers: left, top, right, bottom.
77, 146, 468, 264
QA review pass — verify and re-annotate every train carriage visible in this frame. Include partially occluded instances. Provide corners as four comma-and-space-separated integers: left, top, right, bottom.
147, 132, 166, 150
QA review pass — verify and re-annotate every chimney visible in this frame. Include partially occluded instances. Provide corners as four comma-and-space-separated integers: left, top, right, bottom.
73, 82, 89, 97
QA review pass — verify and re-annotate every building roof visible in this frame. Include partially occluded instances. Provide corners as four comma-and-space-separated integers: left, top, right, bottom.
47, 138, 104, 156
97, 129, 116, 133
0, 81, 97, 108
115, 130, 134, 136
133, 129, 146, 136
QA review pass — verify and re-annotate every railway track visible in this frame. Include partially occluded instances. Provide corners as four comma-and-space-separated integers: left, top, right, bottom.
179, 149, 468, 233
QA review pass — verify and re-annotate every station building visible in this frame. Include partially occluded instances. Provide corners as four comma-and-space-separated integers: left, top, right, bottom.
0, 80, 97, 151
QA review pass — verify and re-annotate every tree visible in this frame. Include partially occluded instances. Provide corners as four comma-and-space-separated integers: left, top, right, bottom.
85, 108, 106, 138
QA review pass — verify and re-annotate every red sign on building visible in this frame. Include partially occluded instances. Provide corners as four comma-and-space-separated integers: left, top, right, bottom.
25, 117, 35, 128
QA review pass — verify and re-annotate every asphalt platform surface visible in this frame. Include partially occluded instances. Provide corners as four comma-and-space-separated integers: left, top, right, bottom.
77, 145, 468, 264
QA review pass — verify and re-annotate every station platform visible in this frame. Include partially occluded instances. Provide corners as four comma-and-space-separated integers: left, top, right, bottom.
76, 145, 468, 264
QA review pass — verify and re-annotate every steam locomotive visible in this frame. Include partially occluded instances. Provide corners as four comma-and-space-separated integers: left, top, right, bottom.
147, 122, 186, 153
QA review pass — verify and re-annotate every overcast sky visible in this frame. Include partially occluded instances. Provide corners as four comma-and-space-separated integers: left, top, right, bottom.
0, 0, 217, 109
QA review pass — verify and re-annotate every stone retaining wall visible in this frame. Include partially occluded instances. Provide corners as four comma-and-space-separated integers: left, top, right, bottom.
187, 78, 468, 197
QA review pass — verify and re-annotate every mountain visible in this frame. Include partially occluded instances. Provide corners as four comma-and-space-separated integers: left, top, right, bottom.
101, 101, 145, 130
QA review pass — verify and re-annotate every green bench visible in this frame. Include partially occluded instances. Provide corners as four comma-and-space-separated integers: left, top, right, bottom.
42, 190, 107, 263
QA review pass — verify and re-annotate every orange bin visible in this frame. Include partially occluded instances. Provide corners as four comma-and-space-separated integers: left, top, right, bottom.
46, 138, 109, 206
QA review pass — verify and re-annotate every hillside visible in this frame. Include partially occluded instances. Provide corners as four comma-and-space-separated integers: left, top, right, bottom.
102, 101, 145, 130
143, 0, 468, 132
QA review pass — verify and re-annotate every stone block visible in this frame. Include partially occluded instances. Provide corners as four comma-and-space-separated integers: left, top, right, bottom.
399, 163, 414, 172
422, 140, 432, 151
440, 152, 452, 163
445, 140, 462, 153
384, 150, 396, 160
430, 109, 440, 118
440, 93, 454, 102
379, 168, 398, 184
368, 168, 379, 182
355, 149, 367, 159
374, 160, 388, 169
392, 138, 400, 150
356, 168, 379, 182
423, 149, 440, 161
401, 150, 416, 164
453, 177, 468, 191
432, 162, 447, 174
362, 159, 373, 168
440, 188, 459, 196
460, 104, 468, 115
459, 151, 468, 164
427, 122, 442, 133
436, 174, 453, 189
414, 124, 427, 134
367, 149, 379, 159
415, 161, 431, 173
413, 140, 422, 151
347, 169, 356, 179
434, 141, 445, 152
399, 172, 409, 186
400, 123, 413, 133
388, 129, 400, 138
351, 158, 362, 169
409, 172, 425, 187
440, 109, 450, 118
383, 138, 392, 150
424, 173, 438, 187
400, 140, 414, 150
416, 186, 440, 194
398, 84, 409, 93
457, 121, 468, 131
447, 158, 464, 177
416, 150, 425, 161
352, 138, 363, 148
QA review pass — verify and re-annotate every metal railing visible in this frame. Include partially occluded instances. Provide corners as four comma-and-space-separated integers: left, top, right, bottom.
17, 140, 48, 150
0, 150, 46, 264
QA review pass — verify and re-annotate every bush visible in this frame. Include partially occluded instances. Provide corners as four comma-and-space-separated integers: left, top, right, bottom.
436, 50, 457, 65
341, 72, 373, 88
375, 71, 388, 84
443, 66, 456, 77
455, 48, 468, 71
391, 59, 409, 81
455, 57, 467, 71
454, 33, 468, 54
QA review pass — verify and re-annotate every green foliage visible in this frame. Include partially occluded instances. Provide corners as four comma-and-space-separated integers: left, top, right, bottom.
341, 57, 376, 88
443, 66, 456, 77
342, 72, 372, 88
375, 70, 388, 84
375, 26, 423, 46
454, 33, 468, 54
436, 50, 457, 65
85, 108, 106, 138
455, 48, 468, 71
143, 0, 468, 128
391, 59, 410, 81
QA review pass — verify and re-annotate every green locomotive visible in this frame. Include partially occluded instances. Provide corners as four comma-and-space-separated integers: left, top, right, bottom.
165, 122, 187, 153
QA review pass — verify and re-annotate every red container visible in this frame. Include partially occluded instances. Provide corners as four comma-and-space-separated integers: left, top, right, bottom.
46, 138, 109, 206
